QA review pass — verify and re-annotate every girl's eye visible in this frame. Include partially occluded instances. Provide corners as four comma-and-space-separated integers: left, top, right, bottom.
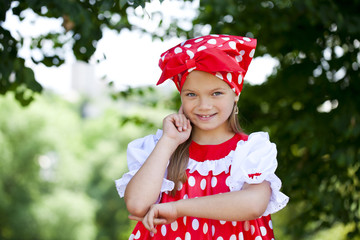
186, 93, 196, 97
212, 91, 223, 96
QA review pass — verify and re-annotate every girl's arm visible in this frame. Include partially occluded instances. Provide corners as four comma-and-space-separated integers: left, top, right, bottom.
130, 181, 271, 233
175, 181, 271, 221
124, 112, 191, 217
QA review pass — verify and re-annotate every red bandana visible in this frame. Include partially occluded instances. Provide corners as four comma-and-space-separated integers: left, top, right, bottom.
157, 34, 257, 95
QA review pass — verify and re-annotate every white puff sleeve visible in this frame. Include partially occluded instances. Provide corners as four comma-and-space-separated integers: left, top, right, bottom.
114, 129, 175, 198
227, 132, 289, 216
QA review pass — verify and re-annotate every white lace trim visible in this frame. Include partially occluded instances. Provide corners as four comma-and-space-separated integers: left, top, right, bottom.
187, 152, 234, 176
263, 174, 289, 216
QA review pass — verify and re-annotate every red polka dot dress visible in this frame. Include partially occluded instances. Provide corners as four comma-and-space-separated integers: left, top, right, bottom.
116, 130, 289, 240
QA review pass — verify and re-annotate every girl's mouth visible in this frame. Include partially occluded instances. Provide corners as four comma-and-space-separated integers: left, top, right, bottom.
196, 113, 217, 121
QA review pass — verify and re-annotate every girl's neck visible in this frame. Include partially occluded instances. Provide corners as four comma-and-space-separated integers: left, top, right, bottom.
191, 127, 235, 145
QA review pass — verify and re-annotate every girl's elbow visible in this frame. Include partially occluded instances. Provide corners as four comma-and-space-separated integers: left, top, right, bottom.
249, 204, 267, 220
246, 192, 271, 219
125, 198, 149, 217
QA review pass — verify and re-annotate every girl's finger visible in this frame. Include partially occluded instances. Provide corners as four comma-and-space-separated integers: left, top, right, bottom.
128, 215, 143, 222
186, 119, 192, 131
153, 218, 167, 225
141, 217, 151, 232
184, 115, 191, 130
178, 105, 184, 114
174, 114, 184, 132
147, 208, 155, 231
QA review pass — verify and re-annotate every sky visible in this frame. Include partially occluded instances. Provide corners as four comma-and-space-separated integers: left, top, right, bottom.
3, 0, 277, 95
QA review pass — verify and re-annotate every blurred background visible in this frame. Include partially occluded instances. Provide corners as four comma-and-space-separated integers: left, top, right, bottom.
0, 0, 359, 239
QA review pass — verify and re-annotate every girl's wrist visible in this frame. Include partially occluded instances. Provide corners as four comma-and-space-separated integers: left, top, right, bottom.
173, 199, 186, 218
158, 135, 181, 150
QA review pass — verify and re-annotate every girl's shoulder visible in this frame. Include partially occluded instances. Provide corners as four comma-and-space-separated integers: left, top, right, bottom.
127, 129, 163, 149
231, 131, 278, 183
229, 131, 274, 148
233, 131, 277, 168
126, 130, 163, 165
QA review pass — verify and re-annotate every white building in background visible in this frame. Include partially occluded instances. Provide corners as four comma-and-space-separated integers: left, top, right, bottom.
71, 61, 107, 98
71, 61, 111, 118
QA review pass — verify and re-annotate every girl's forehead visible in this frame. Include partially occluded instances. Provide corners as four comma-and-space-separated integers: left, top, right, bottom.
183, 71, 231, 90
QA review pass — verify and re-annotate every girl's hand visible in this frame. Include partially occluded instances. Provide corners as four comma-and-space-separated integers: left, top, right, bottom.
128, 202, 179, 234
162, 106, 192, 145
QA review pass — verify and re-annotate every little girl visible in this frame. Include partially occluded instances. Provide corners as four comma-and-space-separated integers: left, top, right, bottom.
115, 34, 289, 240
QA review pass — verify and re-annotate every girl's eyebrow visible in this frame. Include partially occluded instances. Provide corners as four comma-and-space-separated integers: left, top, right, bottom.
212, 87, 227, 91
181, 88, 194, 92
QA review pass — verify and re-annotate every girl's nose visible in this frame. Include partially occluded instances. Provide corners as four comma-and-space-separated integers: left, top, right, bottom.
198, 97, 212, 110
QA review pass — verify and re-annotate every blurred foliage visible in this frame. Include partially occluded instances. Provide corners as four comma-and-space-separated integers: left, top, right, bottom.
0, 93, 157, 240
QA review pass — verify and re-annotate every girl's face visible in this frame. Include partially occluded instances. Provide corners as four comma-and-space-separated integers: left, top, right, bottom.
180, 70, 239, 135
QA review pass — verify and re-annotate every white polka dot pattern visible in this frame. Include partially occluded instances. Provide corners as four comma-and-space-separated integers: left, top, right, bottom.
244, 221, 250, 231
208, 39, 217, 44
197, 46, 207, 51
171, 221, 178, 231
161, 225, 166, 236
251, 225, 255, 235
134, 230, 141, 239
203, 222, 208, 234
260, 226, 267, 236
174, 47, 182, 54
186, 50, 194, 59
200, 178, 206, 190
227, 73, 232, 82
211, 176, 217, 187
192, 219, 199, 230
188, 176, 196, 187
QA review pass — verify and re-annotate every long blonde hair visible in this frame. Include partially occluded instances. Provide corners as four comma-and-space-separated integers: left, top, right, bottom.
167, 103, 242, 196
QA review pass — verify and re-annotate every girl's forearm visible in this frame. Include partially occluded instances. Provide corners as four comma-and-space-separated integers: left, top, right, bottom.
124, 137, 178, 217
174, 182, 271, 221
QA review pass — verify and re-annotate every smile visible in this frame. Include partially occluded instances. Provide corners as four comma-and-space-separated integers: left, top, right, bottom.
196, 113, 217, 120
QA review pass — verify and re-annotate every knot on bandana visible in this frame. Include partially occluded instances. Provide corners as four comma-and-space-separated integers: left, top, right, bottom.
157, 34, 257, 95
185, 58, 196, 72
